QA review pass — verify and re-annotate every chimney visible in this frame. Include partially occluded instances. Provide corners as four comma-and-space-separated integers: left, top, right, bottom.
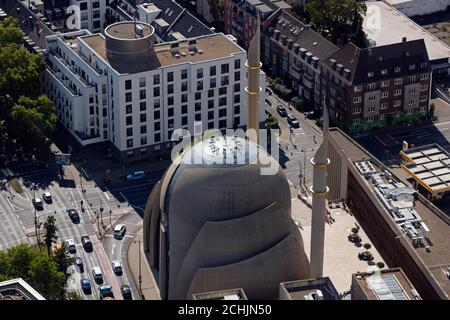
402, 37, 407, 42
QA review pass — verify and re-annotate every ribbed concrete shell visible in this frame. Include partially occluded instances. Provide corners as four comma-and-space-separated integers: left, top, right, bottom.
143, 139, 310, 299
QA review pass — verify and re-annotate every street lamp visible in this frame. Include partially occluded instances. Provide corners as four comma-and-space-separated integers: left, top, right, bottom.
133, 240, 144, 300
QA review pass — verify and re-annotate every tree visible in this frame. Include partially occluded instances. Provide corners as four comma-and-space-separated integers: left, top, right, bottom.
0, 17, 24, 46
10, 96, 57, 154
44, 215, 58, 257
0, 244, 67, 300
53, 243, 73, 281
305, 0, 367, 46
291, 97, 304, 110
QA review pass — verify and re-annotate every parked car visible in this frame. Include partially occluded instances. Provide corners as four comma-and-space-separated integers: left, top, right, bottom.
92, 266, 103, 284
67, 209, 80, 224
75, 257, 84, 272
32, 197, 43, 210
121, 285, 132, 300
80, 278, 91, 294
65, 239, 76, 253
111, 261, 123, 275
42, 192, 52, 203
127, 171, 146, 181
304, 110, 320, 119
81, 235, 93, 252
287, 114, 300, 128
113, 224, 126, 239
276, 105, 287, 117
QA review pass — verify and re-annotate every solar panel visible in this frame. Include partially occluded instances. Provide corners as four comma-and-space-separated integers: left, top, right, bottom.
367, 274, 409, 300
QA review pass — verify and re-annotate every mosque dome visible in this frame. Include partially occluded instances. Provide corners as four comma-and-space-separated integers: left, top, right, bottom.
143, 136, 310, 299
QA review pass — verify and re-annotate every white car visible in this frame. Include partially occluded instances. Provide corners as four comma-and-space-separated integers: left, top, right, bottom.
111, 261, 122, 275
42, 192, 52, 202
32, 197, 43, 209
113, 224, 126, 239
65, 239, 76, 253
92, 266, 103, 283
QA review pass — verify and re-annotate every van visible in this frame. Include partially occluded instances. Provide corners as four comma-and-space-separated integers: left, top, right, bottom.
113, 224, 126, 239
65, 239, 76, 253
92, 266, 103, 283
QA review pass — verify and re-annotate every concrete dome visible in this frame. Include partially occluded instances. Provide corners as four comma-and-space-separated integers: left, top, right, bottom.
143, 136, 310, 299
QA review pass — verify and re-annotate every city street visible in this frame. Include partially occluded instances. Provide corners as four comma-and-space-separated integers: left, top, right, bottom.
265, 91, 322, 193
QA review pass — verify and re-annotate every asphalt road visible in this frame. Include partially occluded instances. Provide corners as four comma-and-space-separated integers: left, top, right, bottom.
265, 92, 321, 192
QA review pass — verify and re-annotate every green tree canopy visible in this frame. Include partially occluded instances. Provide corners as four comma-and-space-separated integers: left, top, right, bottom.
0, 17, 24, 46
305, 0, 367, 46
0, 244, 67, 300
44, 215, 58, 257
10, 95, 57, 153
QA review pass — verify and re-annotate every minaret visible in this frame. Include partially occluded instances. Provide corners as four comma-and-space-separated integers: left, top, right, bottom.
309, 98, 330, 278
246, 16, 262, 145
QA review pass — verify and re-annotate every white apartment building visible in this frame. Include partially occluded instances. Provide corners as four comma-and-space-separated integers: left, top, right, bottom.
45, 21, 266, 162
71, 0, 109, 33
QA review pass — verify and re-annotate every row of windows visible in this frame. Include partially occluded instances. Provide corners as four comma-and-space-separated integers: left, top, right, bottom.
367, 63, 428, 78
354, 74, 429, 92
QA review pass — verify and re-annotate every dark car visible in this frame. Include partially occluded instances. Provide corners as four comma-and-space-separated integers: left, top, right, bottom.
75, 257, 84, 272
120, 285, 132, 300
80, 278, 91, 294
81, 235, 93, 252
67, 209, 80, 224
276, 105, 287, 117
305, 110, 320, 119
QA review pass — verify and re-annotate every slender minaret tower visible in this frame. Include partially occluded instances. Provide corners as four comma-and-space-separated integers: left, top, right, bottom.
309, 98, 330, 278
246, 17, 262, 145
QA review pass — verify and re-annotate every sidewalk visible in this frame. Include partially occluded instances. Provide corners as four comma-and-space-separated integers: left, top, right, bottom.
127, 229, 160, 300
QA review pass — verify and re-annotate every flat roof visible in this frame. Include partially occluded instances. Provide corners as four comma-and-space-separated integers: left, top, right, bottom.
353, 268, 420, 300
192, 288, 248, 300
329, 128, 450, 298
400, 144, 450, 193
0, 278, 45, 300
280, 277, 340, 300
81, 33, 244, 74
363, 1, 450, 62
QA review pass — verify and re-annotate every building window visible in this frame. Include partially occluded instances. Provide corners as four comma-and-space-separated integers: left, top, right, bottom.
154, 122, 160, 131
219, 119, 227, 128
381, 102, 388, 109
181, 81, 187, 92
420, 95, 428, 102
394, 67, 401, 73
367, 72, 374, 78
208, 111, 214, 120
420, 105, 427, 112
381, 80, 389, 87
140, 113, 146, 123
381, 91, 389, 98
394, 78, 402, 85
210, 78, 216, 88
393, 100, 401, 107
234, 59, 240, 69
368, 106, 376, 113
182, 105, 188, 114
354, 85, 362, 92
420, 84, 428, 91
126, 128, 133, 137
181, 69, 187, 80
197, 81, 203, 91
167, 72, 174, 82
195, 102, 201, 111
219, 97, 227, 106
408, 75, 416, 83
126, 116, 132, 125
195, 92, 201, 100
367, 83, 376, 91
234, 95, 240, 104
140, 89, 146, 100
380, 114, 385, 120
168, 96, 174, 106
394, 89, 402, 96
154, 74, 160, 85
420, 62, 428, 68
168, 119, 174, 129
234, 71, 240, 81
208, 121, 214, 129
210, 66, 216, 76
125, 80, 132, 90
219, 87, 227, 96
168, 108, 174, 117
221, 63, 229, 74
219, 108, 227, 118
381, 69, 388, 75
181, 94, 188, 103
367, 116, 374, 123
197, 68, 203, 79
154, 110, 160, 120
195, 113, 201, 121
126, 105, 132, 114
140, 102, 146, 111
181, 116, 188, 126
353, 96, 362, 104
168, 84, 174, 95
368, 95, 376, 102
154, 87, 160, 97
409, 64, 415, 70
140, 125, 147, 134
208, 100, 214, 109
127, 139, 133, 148
139, 77, 146, 88
154, 133, 160, 142
221, 76, 229, 86
208, 89, 214, 98
141, 136, 147, 146
352, 118, 361, 124
408, 88, 416, 94
421, 73, 429, 80
234, 83, 240, 92
125, 92, 132, 102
